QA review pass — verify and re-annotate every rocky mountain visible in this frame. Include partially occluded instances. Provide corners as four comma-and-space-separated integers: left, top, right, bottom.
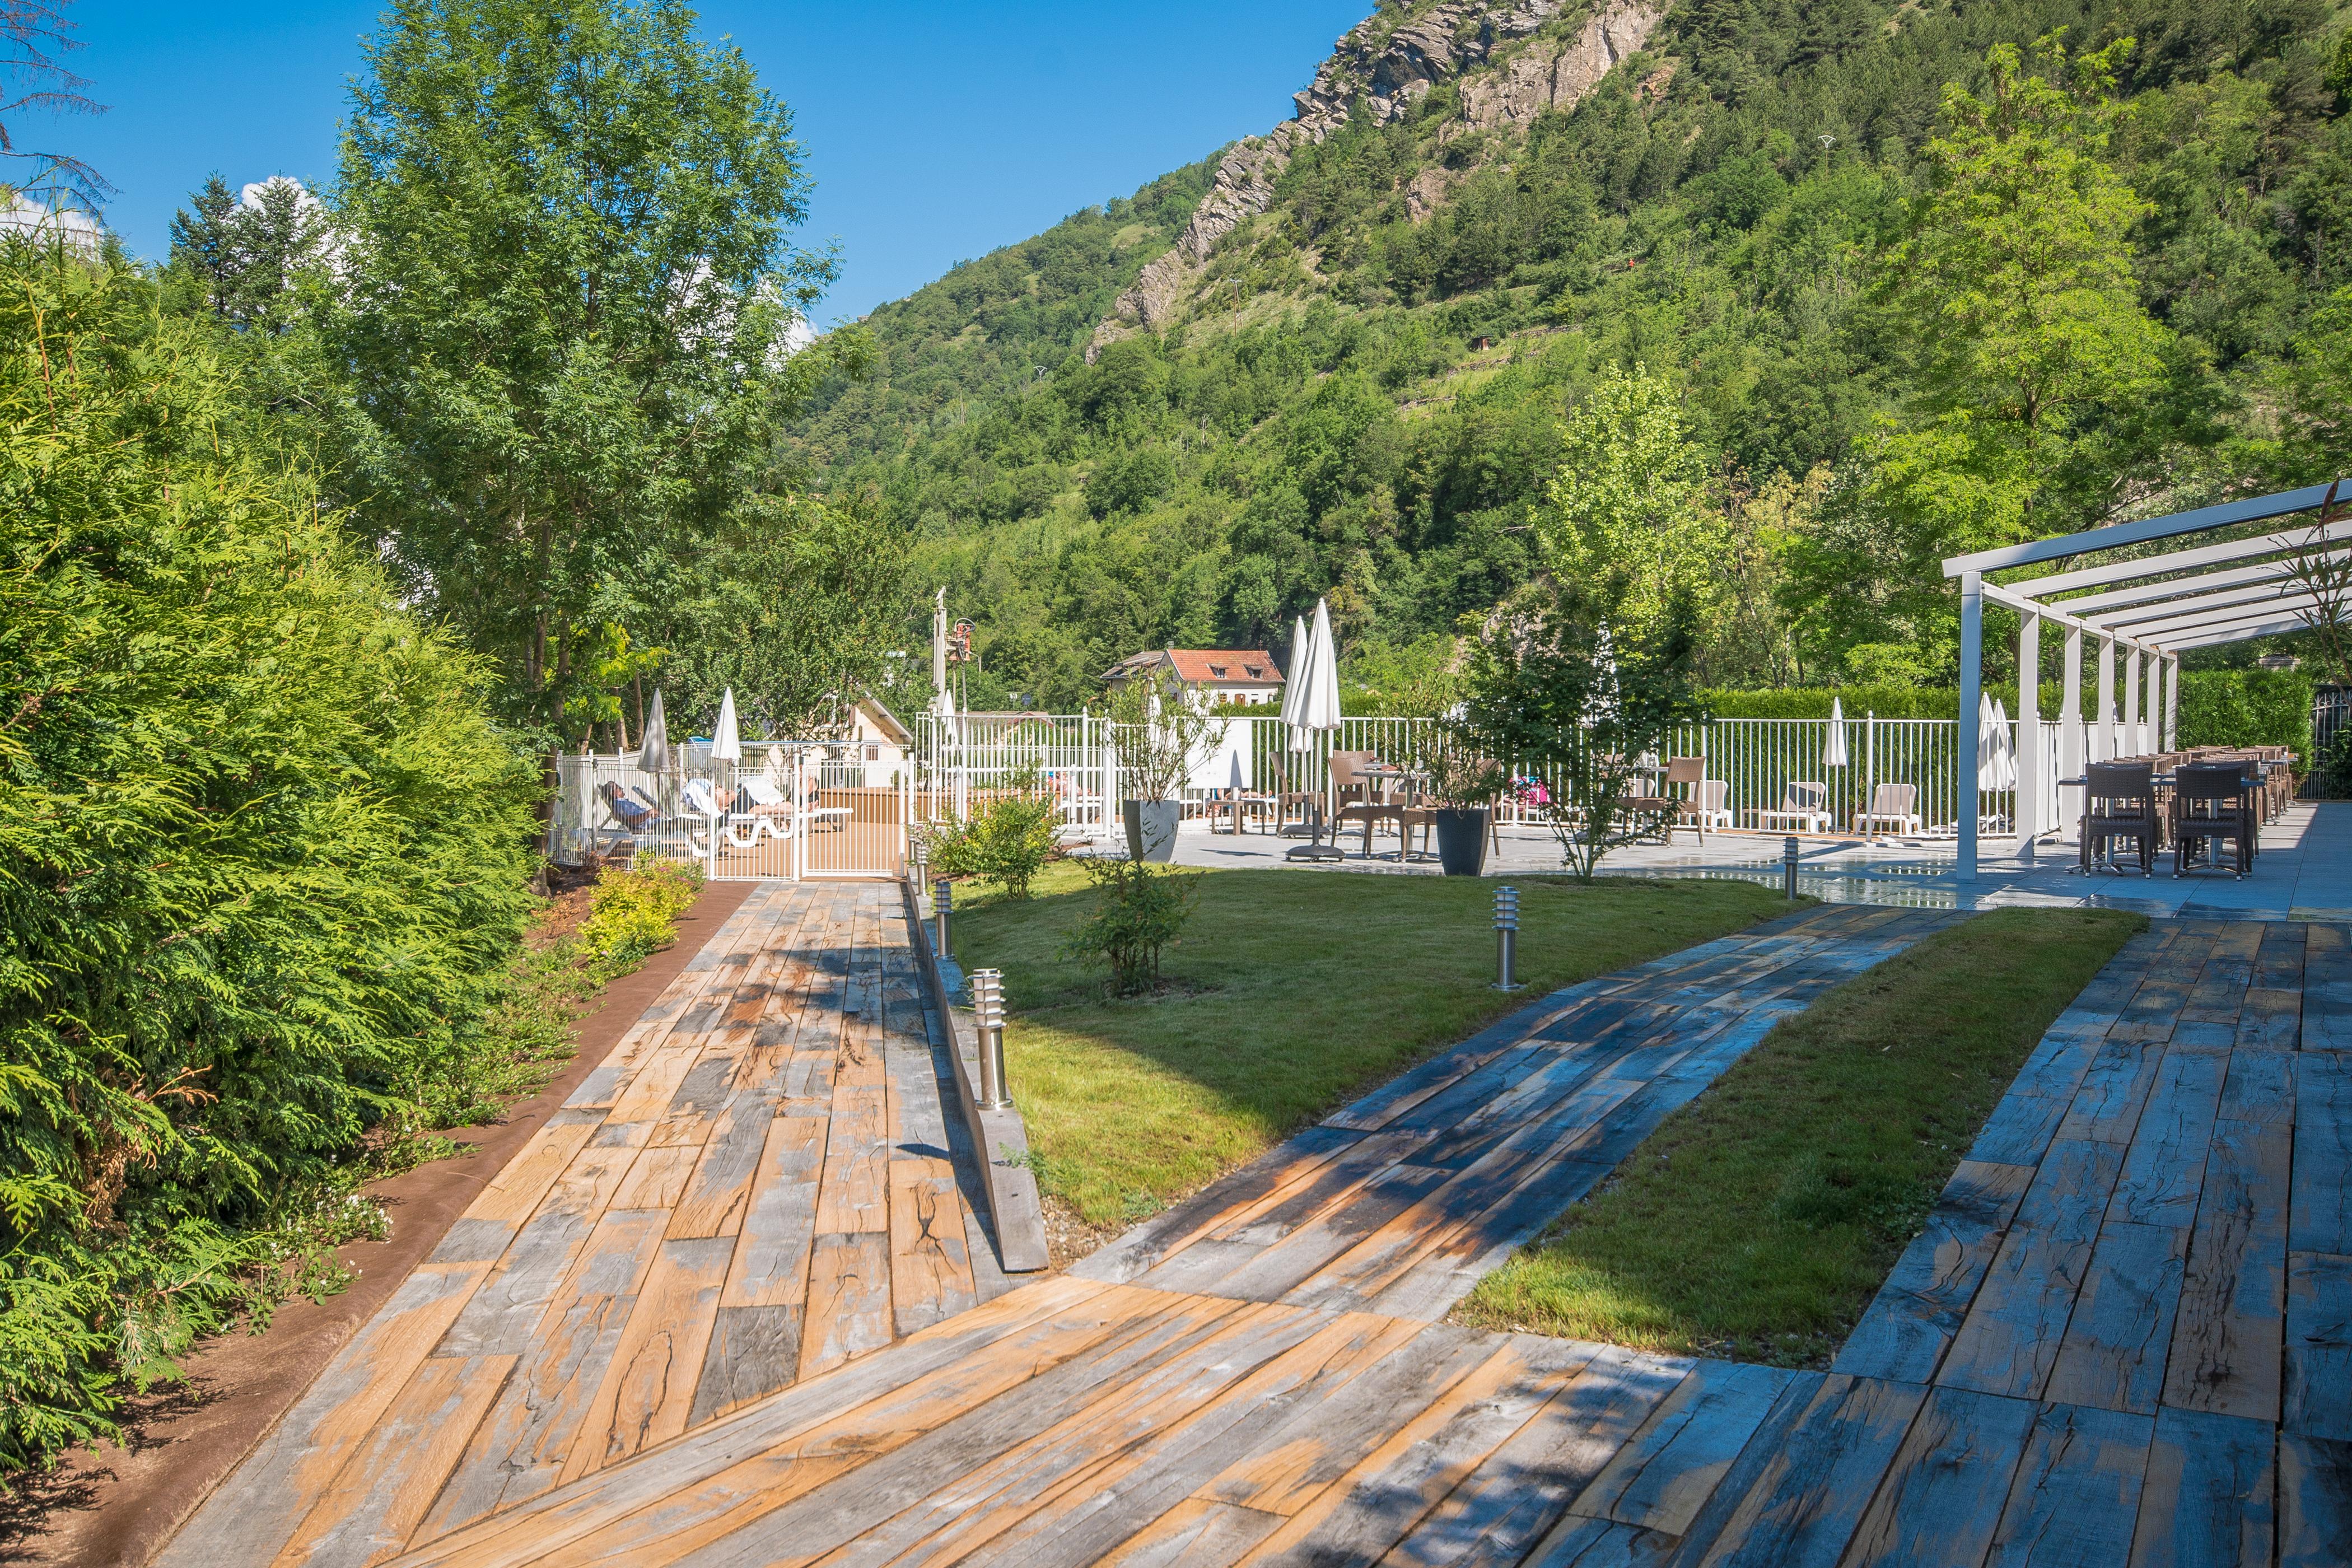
789, 0, 2346, 711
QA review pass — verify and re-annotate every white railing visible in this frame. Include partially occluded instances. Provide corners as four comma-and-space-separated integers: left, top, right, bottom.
912, 712, 2068, 842
548, 744, 910, 880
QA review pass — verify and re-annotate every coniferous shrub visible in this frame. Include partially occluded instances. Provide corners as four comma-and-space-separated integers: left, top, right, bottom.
0, 239, 537, 1469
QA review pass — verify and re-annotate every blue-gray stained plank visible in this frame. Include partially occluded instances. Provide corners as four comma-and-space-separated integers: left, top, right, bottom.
2109, 1047, 2228, 1230
2291, 1050, 2352, 1256
1940, 1141, 2126, 1401
2278, 1432, 2352, 1568
2283, 1250, 2352, 1442
1835, 1160, 2034, 1385
2043, 1220, 2190, 1415
1984, 1401, 2155, 1567
1841, 1385, 2040, 1568
1685, 1374, 1926, 1568
1568, 1360, 1800, 1536
2128, 1406, 2276, 1568
2163, 1116, 2292, 1422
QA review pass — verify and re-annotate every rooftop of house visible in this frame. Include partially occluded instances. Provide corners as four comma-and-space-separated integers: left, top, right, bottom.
1102, 648, 1285, 685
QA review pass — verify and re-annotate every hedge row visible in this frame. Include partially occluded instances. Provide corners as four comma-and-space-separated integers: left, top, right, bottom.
0, 245, 538, 1467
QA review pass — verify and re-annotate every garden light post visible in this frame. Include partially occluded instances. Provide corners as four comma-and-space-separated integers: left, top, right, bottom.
1492, 885, 1522, 992
1784, 836, 1800, 899
933, 878, 953, 959
971, 968, 1011, 1109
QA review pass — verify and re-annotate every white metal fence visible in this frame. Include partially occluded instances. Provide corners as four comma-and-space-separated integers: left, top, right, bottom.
913, 712, 2067, 841
548, 744, 910, 880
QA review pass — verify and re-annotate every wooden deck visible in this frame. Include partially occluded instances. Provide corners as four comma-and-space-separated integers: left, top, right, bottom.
159, 882, 1011, 1568
165, 903, 2352, 1567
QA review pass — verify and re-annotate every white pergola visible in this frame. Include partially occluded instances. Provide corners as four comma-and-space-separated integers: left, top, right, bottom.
1944, 478, 2346, 880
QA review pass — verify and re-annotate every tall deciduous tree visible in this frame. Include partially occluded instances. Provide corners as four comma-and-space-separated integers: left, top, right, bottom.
332, 0, 855, 740
1868, 34, 2169, 557
1529, 362, 1726, 643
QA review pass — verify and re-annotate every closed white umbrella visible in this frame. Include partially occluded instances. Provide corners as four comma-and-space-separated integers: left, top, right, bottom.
1995, 699, 2018, 790
1285, 599, 1346, 861
1976, 694, 2007, 791
1824, 696, 1850, 768
1281, 613, 1312, 750
637, 689, 670, 774
712, 688, 742, 764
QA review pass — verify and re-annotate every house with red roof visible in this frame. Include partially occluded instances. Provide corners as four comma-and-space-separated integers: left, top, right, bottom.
1101, 648, 1285, 706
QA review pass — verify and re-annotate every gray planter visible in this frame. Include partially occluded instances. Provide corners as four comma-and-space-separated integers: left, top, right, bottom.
1122, 799, 1182, 864
1434, 808, 1491, 876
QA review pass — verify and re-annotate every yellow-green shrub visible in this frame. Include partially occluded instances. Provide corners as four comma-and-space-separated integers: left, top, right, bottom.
578, 858, 705, 977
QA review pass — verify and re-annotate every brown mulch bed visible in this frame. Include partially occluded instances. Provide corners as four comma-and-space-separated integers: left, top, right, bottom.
0, 878, 756, 1568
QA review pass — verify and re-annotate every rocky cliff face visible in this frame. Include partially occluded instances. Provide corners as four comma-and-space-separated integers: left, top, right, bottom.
1089, 0, 1664, 355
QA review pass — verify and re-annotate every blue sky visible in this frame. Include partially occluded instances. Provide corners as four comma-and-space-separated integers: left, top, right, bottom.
50, 0, 1369, 322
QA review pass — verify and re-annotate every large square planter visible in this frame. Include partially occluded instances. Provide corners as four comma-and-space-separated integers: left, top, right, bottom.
1434, 807, 1491, 876
1122, 799, 1182, 863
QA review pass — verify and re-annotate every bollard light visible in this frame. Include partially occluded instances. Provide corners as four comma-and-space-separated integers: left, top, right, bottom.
1783, 836, 1800, 900
970, 967, 1011, 1109
933, 878, 953, 959
1492, 885, 1523, 992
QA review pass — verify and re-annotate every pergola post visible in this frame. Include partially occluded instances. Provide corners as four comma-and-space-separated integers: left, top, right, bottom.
2164, 654, 2180, 749
1958, 571, 1982, 881
2017, 610, 2041, 850
2149, 654, 2166, 752
2124, 646, 2142, 755
2096, 637, 2117, 763
2059, 627, 2084, 838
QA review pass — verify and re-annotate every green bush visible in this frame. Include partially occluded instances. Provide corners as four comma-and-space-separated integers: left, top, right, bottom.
921, 776, 1061, 899
1061, 857, 1201, 995
577, 858, 704, 977
0, 241, 538, 1471
2177, 670, 2314, 765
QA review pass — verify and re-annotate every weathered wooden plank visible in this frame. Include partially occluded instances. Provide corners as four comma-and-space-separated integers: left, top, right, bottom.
1679, 1373, 1924, 1568
603, 1141, 699, 1212
1093, 1500, 1285, 1567
272, 1352, 516, 1568
1374, 1344, 1687, 1568
555, 1234, 734, 1484
813, 1084, 890, 1234
1568, 1360, 1788, 1535
2044, 1220, 2191, 1415
666, 1087, 779, 1240
1239, 1337, 1594, 1566
945, 1311, 1433, 1568
2219, 1048, 2296, 1126
1840, 1384, 2040, 1568
2301, 924, 2352, 1051
1835, 1160, 2034, 1384
1155, 1163, 1455, 1304
2109, 1048, 2228, 1231
719, 1111, 826, 1310
1968, 1093, 2074, 1168
2163, 1116, 2292, 1422
2277, 1431, 2352, 1568
686, 1303, 803, 1429
152, 1262, 492, 1568
2283, 1250, 2352, 1442
1068, 1127, 1368, 1286
2127, 1405, 2276, 1568
2292, 1050, 2352, 1257
1982, 1401, 2154, 1567
1941, 1140, 2125, 1400
1516, 1513, 1674, 1567
799, 1229, 895, 1380
2055, 1038, 2169, 1145
2236, 988, 2303, 1052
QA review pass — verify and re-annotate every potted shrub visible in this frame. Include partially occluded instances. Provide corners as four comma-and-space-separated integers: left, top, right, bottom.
1108, 670, 1216, 863
1415, 738, 1510, 876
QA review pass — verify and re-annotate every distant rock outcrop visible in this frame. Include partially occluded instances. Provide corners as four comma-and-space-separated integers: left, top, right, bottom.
1089, 0, 1664, 356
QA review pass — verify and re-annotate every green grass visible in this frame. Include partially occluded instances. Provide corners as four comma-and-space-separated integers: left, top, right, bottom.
1454, 907, 2146, 1365
953, 864, 1797, 1226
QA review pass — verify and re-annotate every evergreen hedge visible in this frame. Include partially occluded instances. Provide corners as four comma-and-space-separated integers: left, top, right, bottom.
2177, 670, 2314, 764
1698, 687, 1964, 721
0, 242, 537, 1468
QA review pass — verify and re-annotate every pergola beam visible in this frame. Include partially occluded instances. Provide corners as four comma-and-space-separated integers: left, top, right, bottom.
1943, 482, 2341, 577
1978, 579, 2167, 656
1996, 517, 2352, 599
2166, 615, 2317, 650
2050, 542, 2352, 615
2088, 582, 2330, 635
2132, 601, 2323, 642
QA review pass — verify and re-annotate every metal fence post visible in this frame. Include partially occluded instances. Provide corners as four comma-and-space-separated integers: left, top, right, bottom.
1492, 886, 1522, 992
932, 878, 952, 959
970, 967, 1010, 1109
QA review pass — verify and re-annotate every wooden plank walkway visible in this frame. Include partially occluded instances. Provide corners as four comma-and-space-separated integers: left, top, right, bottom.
168, 904, 2352, 1568
161, 881, 1013, 1568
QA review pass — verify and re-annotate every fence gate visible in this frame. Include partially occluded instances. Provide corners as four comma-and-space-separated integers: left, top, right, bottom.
792, 751, 910, 880
543, 746, 908, 883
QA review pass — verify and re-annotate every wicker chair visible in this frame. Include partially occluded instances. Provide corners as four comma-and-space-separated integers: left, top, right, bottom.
2080, 762, 2158, 875
2173, 760, 2256, 878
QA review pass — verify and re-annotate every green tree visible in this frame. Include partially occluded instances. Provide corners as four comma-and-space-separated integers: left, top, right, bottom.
331, 0, 857, 742
166, 175, 332, 332
1868, 35, 2169, 557
1529, 362, 1726, 643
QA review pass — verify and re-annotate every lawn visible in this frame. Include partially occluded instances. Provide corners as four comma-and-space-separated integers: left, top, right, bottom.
1454, 907, 2145, 1365
951, 864, 1796, 1226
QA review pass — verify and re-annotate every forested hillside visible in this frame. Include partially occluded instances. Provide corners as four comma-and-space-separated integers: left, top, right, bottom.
793, 0, 2352, 711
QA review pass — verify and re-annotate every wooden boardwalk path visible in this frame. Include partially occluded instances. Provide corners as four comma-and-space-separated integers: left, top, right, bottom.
161, 881, 1014, 1568
165, 902, 2352, 1567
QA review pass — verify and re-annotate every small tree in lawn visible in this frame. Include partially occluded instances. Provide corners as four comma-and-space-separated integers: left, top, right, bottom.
1465, 580, 1701, 881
